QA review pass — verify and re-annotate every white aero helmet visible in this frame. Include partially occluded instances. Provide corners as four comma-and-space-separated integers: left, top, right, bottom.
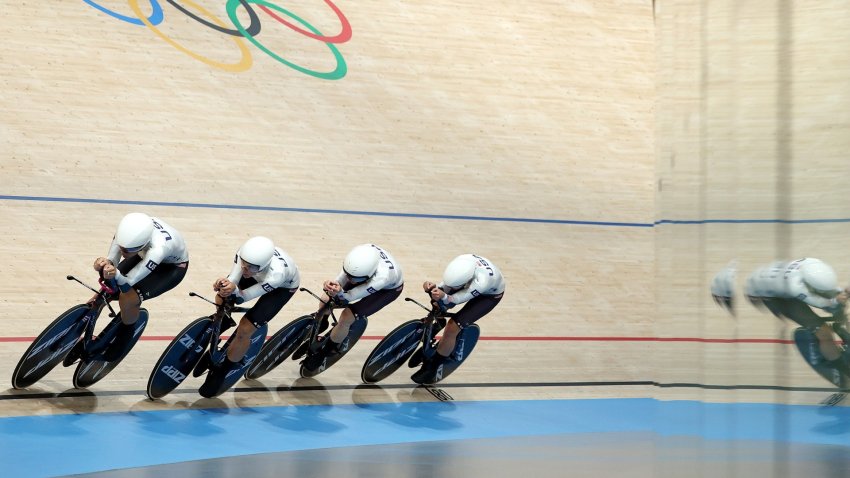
443, 255, 478, 289
116, 213, 154, 252
800, 259, 840, 297
343, 244, 380, 282
239, 236, 275, 272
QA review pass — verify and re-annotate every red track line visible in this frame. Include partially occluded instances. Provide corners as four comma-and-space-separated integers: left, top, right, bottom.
0, 336, 795, 344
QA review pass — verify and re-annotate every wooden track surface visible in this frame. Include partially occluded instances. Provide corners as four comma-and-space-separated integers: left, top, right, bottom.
1, 0, 848, 419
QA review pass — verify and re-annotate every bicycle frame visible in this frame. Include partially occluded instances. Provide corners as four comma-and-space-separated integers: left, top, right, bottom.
405, 297, 455, 358
299, 287, 340, 353
188, 292, 249, 365
66, 275, 119, 358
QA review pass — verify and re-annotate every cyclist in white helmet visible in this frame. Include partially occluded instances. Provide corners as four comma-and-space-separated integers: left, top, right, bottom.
744, 258, 849, 371
67, 212, 189, 364
710, 261, 737, 315
304, 244, 404, 370
204, 236, 300, 380
414, 253, 505, 384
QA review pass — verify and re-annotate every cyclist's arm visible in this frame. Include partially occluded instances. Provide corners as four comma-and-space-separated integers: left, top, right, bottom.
434, 282, 469, 308
340, 275, 390, 302
236, 281, 275, 303
106, 237, 121, 265
115, 247, 165, 290
225, 259, 242, 285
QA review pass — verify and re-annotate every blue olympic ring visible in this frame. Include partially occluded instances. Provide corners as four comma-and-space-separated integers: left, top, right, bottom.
82, 0, 164, 26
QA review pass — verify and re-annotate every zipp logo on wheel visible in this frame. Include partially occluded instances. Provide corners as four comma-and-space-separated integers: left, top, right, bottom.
808, 342, 821, 365
161, 365, 187, 383
179, 333, 196, 350
454, 339, 466, 361
831, 368, 842, 386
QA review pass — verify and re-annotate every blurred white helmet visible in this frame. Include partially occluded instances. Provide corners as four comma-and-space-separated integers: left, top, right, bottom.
343, 244, 380, 282
116, 213, 154, 252
801, 259, 839, 297
710, 261, 737, 298
443, 255, 477, 288
239, 236, 275, 272
710, 261, 737, 316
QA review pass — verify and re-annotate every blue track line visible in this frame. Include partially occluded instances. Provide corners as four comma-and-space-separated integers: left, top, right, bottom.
4, 195, 848, 226
0, 195, 652, 227
656, 218, 850, 225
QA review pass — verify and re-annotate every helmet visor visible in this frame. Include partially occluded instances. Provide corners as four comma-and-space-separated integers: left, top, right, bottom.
345, 272, 369, 284
240, 259, 263, 274
119, 243, 148, 255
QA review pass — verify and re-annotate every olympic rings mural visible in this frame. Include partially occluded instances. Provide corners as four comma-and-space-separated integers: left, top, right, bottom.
82, 0, 352, 80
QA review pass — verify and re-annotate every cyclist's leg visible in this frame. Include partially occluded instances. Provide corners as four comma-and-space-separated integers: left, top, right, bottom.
815, 322, 843, 361
226, 287, 296, 363
114, 256, 143, 324
328, 285, 403, 344
777, 299, 842, 360
117, 289, 142, 324
103, 262, 188, 359
778, 299, 850, 377
306, 286, 405, 372
413, 293, 502, 383
435, 293, 502, 357
116, 261, 188, 324
435, 319, 462, 358
327, 308, 356, 345
80, 257, 142, 359
304, 307, 354, 368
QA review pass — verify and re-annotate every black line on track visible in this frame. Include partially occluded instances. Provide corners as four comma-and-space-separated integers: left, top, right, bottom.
3, 380, 845, 401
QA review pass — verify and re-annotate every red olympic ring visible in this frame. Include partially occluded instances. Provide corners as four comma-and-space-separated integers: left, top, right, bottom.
258, 0, 351, 44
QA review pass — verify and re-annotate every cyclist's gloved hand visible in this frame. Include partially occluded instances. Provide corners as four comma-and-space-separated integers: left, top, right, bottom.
215, 279, 237, 298
432, 300, 448, 314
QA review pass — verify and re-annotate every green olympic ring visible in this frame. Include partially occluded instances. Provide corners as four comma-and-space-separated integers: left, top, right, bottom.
226, 0, 347, 80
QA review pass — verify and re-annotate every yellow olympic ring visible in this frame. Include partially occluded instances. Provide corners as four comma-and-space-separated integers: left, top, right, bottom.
127, 0, 253, 72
